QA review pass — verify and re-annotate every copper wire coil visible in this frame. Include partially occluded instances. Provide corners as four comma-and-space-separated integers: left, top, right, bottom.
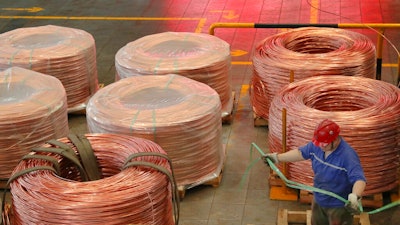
115, 32, 233, 116
251, 27, 376, 120
86, 74, 224, 188
0, 25, 99, 112
268, 75, 400, 195
0, 67, 69, 180
5, 133, 176, 225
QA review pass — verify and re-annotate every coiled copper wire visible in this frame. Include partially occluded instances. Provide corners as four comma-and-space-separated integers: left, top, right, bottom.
251, 27, 376, 120
0, 25, 99, 112
268, 75, 400, 195
0, 67, 69, 181
86, 74, 224, 188
115, 32, 233, 116
5, 133, 177, 225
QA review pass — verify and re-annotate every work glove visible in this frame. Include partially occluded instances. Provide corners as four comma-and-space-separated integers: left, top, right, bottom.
261, 153, 279, 165
345, 193, 361, 215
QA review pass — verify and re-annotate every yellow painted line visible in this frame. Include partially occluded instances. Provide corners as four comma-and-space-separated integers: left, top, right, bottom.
232, 61, 252, 65
0, 15, 202, 21
1, 7, 44, 12
237, 84, 250, 110
382, 63, 398, 68
309, 0, 319, 23
195, 18, 207, 33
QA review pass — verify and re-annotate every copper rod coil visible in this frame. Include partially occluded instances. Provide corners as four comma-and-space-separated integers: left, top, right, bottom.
0, 67, 69, 180
6, 133, 176, 225
268, 75, 400, 195
86, 74, 224, 188
0, 25, 99, 112
251, 27, 376, 120
115, 32, 233, 116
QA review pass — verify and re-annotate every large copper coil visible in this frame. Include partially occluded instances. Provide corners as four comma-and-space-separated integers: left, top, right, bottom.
0, 25, 99, 112
5, 133, 177, 225
268, 75, 400, 195
0, 67, 69, 180
86, 74, 224, 188
251, 27, 376, 120
115, 32, 233, 116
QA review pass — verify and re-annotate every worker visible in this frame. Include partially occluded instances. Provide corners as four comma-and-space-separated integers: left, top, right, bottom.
263, 119, 366, 225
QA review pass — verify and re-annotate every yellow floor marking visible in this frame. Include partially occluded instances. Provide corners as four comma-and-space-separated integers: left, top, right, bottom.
0, 15, 202, 21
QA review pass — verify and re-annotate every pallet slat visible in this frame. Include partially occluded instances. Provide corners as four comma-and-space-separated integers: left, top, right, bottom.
277, 208, 370, 225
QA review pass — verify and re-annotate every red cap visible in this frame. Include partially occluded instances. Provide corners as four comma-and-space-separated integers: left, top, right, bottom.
312, 119, 340, 147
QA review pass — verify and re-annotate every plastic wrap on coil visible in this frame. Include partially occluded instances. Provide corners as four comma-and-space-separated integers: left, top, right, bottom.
115, 31, 233, 117
0, 25, 99, 112
86, 74, 224, 188
6, 134, 176, 225
251, 27, 376, 120
0, 67, 69, 180
268, 75, 400, 195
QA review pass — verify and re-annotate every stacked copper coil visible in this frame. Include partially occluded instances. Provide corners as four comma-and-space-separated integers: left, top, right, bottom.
251, 27, 376, 120
5, 133, 177, 225
86, 74, 224, 188
0, 67, 69, 181
0, 25, 99, 112
268, 75, 400, 195
115, 32, 233, 116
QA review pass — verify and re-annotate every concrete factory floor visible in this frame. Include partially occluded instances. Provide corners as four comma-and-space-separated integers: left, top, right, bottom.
0, 0, 399, 224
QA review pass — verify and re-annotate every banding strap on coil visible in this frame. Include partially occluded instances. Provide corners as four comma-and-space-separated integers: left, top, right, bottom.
123, 152, 180, 225
31, 146, 89, 182
1, 166, 58, 225
67, 134, 101, 181
21, 154, 61, 175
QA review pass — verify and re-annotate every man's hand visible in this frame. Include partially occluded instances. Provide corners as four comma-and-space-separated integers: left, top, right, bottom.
261, 153, 279, 164
345, 193, 361, 215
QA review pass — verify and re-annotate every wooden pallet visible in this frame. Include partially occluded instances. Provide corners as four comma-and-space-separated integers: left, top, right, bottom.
277, 208, 370, 225
253, 113, 268, 127
177, 168, 224, 200
222, 91, 236, 124
269, 173, 391, 209
268, 170, 286, 187
299, 190, 386, 209
177, 144, 227, 200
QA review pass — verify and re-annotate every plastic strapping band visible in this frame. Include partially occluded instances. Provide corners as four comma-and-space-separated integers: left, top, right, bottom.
46, 139, 77, 156
21, 154, 61, 175
123, 152, 179, 225
31, 147, 89, 181
68, 134, 101, 181
123, 161, 180, 225
1, 166, 58, 225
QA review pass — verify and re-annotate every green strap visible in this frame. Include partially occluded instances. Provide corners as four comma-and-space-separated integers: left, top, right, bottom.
123, 161, 180, 225
21, 154, 61, 175
1, 166, 58, 225
46, 139, 77, 156
32, 147, 89, 181
250, 142, 400, 215
68, 134, 101, 181
250, 143, 355, 207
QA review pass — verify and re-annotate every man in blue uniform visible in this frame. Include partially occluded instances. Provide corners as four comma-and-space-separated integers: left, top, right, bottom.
264, 119, 366, 225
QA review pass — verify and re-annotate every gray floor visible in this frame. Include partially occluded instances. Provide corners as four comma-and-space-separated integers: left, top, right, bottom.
1, 0, 399, 224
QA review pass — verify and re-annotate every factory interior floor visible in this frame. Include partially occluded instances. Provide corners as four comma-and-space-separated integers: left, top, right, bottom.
0, 0, 399, 224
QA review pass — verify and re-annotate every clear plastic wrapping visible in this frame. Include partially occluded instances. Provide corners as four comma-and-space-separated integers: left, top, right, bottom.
115, 32, 233, 116
86, 74, 224, 188
0, 67, 69, 179
0, 25, 99, 112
